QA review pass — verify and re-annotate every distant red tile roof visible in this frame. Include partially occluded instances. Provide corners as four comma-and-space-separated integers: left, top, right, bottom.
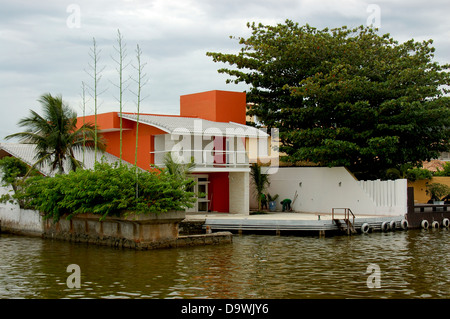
422, 160, 446, 172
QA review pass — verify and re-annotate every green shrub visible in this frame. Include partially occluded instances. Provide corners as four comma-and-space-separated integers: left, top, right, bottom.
405, 167, 433, 181
434, 162, 450, 177
385, 165, 433, 181
14, 162, 196, 221
0, 156, 39, 208
426, 182, 450, 201
0, 156, 29, 185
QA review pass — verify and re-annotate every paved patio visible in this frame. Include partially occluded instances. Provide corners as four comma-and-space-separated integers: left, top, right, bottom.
183, 210, 406, 234
184, 211, 391, 222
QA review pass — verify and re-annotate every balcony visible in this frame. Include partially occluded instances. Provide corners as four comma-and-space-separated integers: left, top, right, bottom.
152, 132, 275, 172
152, 149, 250, 172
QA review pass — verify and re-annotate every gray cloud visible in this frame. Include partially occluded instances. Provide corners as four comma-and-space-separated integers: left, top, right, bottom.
1, 0, 449, 141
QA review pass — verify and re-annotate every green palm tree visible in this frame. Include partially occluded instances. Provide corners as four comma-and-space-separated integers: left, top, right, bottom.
163, 152, 195, 181
5, 93, 105, 174
250, 163, 270, 211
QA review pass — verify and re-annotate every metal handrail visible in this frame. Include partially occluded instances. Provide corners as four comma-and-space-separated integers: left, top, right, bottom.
347, 208, 355, 228
153, 149, 250, 168
332, 208, 356, 235
332, 208, 355, 228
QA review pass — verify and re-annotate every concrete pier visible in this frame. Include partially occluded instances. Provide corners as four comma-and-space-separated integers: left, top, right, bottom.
184, 211, 407, 236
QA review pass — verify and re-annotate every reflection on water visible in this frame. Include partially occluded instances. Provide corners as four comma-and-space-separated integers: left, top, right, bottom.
0, 229, 449, 299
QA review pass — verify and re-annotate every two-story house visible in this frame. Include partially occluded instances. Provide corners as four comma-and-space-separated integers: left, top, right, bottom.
79, 90, 270, 215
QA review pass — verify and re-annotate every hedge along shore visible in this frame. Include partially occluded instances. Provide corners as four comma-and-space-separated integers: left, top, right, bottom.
0, 208, 232, 250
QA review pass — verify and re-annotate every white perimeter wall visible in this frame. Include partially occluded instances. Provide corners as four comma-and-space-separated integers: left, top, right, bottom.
250, 167, 407, 216
0, 184, 43, 235
229, 171, 250, 215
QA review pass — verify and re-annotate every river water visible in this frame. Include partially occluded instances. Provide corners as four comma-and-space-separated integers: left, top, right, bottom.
0, 229, 449, 299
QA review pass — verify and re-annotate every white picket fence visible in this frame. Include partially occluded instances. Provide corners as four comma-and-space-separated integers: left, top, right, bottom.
357, 179, 407, 215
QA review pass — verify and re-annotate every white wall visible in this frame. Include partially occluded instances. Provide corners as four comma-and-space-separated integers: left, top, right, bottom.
357, 179, 407, 215
250, 167, 407, 216
229, 171, 250, 215
0, 184, 43, 235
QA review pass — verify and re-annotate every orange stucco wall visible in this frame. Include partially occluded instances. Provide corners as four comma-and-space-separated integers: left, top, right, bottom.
100, 124, 155, 170
77, 91, 247, 171
77, 112, 134, 131
180, 90, 246, 124
77, 112, 166, 170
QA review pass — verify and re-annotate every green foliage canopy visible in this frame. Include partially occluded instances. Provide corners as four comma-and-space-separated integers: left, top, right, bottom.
207, 20, 450, 179
250, 163, 270, 211
0, 157, 29, 188
12, 162, 196, 222
0, 156, 38, 207
426, 182, 450, 201
5, 93, 105, 174
434, 162, 450, 177
405, 167, 433, 181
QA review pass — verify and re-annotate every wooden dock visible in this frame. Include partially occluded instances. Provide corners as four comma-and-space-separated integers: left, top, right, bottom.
181, 187, 450, 236
184, 212, 408, 236
405, 187, 450, 229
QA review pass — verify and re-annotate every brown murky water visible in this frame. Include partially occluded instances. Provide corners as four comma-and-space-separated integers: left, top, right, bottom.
0, 229, 449, 299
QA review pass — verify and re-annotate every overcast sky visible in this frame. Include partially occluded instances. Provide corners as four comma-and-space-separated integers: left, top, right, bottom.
1, 0, 449, 142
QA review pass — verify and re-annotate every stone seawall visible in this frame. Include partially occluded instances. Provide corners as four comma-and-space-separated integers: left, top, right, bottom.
176, 232, 232, 247
1, 208, 232, 250
43, 211, 185, 247
42, 229, 233, 250
42, 211, 232, 250
179, 220, 205, 235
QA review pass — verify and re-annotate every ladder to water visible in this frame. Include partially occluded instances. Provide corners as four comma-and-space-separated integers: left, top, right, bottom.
332, 208, 357, 235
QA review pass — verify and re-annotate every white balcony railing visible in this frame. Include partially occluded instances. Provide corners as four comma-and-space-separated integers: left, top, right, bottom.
152, 149, 250, 169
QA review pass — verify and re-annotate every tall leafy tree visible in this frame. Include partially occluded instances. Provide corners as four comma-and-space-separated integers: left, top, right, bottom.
5, 93, 105, 174
163, 152, 195, 182
207, 20, 450, 179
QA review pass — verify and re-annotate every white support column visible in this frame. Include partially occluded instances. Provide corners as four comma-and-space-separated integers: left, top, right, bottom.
229, 171, 250, 215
